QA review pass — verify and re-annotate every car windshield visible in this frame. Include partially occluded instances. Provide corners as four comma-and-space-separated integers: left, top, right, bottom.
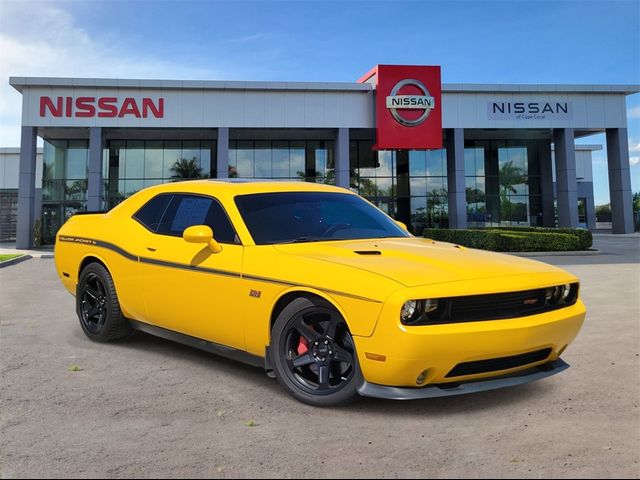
235, 191, 410, 245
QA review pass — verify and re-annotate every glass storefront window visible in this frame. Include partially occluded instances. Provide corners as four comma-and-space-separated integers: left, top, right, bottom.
254, 141, 272, 178
42, 139, 90, 244
425, 149, 445, 177
290, 141, 305, 179
124, 140, 145, 179
228, 140, 333, 183
144, 141, 164, 179
465, 140, 543, 227
272, 141, 289, 178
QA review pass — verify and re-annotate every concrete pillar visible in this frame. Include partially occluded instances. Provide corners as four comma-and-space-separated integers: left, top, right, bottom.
446, 128, 467, 229
87, 127, 103, 211
335, 128, 350, 188
216, 127, 229, 179
606, 128, 634, 234
553, 128, 579, 228
585, 190, 597, 230
16, 126, 37, 249
539, 141, 555, 227
395, 150, 410, 226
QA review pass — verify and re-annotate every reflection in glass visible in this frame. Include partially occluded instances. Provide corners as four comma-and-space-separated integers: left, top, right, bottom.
409, 151, 426, 176
254, 141, 272, 178
124, 140, 144, 179
425, 150, 445, 176
144, 141, 163, 178
272, 141, 289, 178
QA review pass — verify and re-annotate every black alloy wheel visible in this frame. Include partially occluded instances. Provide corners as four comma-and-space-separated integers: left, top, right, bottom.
270, 297, 359, 406
77, 262, 133, 342
80, 272, 109, 335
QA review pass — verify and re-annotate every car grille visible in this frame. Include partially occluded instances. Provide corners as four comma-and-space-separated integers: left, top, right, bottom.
449, 288, 548, 322
445, 348, 553, 378
417, 284, 579, 325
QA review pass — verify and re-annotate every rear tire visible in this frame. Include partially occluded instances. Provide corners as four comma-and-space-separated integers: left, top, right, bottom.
77, 263, 133, 342
269, 297, 359, 406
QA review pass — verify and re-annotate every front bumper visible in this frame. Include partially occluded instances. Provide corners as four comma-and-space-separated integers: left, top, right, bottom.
352, 298, 585, 389
357, 358, 569, 400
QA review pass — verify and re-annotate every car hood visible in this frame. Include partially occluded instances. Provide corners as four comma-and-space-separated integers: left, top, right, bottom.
274, 237, 570, 288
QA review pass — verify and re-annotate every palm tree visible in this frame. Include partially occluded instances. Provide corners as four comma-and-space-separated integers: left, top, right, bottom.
169, 157, 203, 181
499, 161, 526, 223
499, 161, 525, 195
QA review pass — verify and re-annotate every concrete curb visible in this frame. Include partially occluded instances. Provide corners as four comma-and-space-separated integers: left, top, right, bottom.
0, 254, 32, 268
511, 249, 601, 257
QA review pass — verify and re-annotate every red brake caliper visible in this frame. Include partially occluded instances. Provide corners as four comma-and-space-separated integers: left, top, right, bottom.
297, 336, 309, 355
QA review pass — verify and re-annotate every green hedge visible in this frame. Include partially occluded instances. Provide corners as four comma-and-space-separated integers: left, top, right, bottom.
480, 226, 592, 250
423, 228, 584, 252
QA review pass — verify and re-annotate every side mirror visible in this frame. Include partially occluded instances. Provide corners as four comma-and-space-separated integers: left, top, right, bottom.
183, 225, 223, 253
395, 220, 409, 232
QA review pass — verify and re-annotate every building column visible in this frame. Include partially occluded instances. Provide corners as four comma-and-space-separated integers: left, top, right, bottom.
606, 128, 634, 234
539, 141, 555, 227
335, 128, 350, 188
216, 127, 229, 179
553, 128, 579, 228
585, 191, 597, 231
16, 127, 38, 249
446, 128, 467, 229
87, 127, 103, 211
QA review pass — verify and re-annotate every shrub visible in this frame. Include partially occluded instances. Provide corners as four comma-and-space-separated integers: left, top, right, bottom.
424, 228, 583, 252
479, 226, 592, 250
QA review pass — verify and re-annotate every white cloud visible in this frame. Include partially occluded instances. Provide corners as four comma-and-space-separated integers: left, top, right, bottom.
629, 141, 640, 153
224, 33, 264, 44
630, 156, 640, 166
628, 106, 640, 119
0, 2, 218, 146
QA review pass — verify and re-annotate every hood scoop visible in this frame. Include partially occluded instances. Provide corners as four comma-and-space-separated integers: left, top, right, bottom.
354, 250, 382, 256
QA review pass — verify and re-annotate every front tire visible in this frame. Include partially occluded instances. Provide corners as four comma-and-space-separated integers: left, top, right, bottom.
77, 263, 133, 342
270, 297, 359, 406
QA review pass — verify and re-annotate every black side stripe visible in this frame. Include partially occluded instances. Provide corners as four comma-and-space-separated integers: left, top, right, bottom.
59, 236, 138, 262
59, 235, 381, 303
139, 256, 241, 279
241, 273, 382, 303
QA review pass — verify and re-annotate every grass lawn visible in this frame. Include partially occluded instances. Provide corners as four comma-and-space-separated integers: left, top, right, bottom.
0, 254, 23, 262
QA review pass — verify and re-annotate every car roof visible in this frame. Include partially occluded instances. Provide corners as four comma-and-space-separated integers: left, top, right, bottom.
140, 179, 353, 196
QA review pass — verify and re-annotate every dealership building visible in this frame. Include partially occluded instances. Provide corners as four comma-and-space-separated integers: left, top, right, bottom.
4, 66, 639, 247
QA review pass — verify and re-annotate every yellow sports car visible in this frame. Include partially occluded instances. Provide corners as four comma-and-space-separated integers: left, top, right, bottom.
54, 180, 585, 406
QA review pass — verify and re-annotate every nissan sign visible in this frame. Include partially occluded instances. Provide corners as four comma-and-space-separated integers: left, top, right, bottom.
39, 96, 165, 118
360, 65, 442, 149
386, 79, 435, 127
488, 101, 572, 120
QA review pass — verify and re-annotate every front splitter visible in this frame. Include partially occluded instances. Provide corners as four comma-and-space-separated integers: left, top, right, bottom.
357, 359, 570, 400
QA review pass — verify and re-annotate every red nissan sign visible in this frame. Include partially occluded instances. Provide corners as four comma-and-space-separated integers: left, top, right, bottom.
39, 96, 164, 118
359, 65, 442, 150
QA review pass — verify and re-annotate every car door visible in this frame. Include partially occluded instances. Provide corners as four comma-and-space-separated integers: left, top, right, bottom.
134, 192, 245, 350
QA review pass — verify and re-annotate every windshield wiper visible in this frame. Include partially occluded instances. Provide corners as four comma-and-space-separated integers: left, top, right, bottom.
269, 236, 323, 244
290, 236, 323, 243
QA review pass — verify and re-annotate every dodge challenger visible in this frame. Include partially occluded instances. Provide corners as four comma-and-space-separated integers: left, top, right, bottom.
54, 180, 585, 406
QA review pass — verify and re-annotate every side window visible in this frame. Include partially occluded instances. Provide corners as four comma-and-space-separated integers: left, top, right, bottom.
156, 194, 238, 244
133, 194, 173, 232
204, 201, 238, 244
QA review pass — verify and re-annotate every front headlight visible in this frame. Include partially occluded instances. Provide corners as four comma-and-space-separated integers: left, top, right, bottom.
401, 300, 422, 324
545, 283, 579, 306
400, 299, 440, 325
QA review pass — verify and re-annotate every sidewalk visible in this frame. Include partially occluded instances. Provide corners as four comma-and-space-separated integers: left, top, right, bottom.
0, 243, 54, 259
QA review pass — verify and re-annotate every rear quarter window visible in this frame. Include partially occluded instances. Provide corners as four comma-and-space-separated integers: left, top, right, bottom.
133, 194, 172, 232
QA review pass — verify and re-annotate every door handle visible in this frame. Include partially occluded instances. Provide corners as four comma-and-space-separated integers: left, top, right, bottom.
146, 247, 157, 252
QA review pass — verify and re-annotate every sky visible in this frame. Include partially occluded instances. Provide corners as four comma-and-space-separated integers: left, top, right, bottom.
0, 0, 638, 205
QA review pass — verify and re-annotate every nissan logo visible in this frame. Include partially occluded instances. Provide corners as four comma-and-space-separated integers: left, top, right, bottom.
386, 79, 435, 127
